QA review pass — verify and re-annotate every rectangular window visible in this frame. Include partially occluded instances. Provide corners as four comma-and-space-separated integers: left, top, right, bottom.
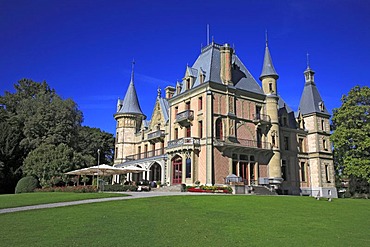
198, 121, 203, 138
321, 119, 325, 131
323, 139, 328, 151
144, 144, 148, 158
160, 141, 164, 154
298, 138, 304, 152
186, 158, 191, 178
198, 97, 203, 110
282, 160, 287, 180
186, 101, 190, 110
284, 136, 289, 150
325, 164, 330, 182
116, 132, 119, 143
186, 126, 191, 137
151, 143, 155, 156
115, 147, 118, 159
255, 106, 261, 120
138, 146, 141, 159
174, 128, 178, 139
301, 162, 306, 182
174, 106, 178, 115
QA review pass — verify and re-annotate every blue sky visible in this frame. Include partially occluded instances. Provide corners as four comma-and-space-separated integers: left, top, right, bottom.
1, 0, 369, 135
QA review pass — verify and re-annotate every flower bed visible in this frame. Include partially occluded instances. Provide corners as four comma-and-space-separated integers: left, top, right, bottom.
186, 186, 232, 193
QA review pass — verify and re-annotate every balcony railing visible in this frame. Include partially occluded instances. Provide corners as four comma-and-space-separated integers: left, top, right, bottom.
214, 137, 271, 150
167, 137, 200, 149
126, 148, 165, 161
147, 130, 165, 142
252, 114, 271, 123
175, 110, 194, 125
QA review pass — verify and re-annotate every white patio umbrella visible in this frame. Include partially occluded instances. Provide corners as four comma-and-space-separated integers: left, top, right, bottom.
83, 164, 129, 176
121, 165, 146, 173
65, 165, 129, 176
65, 167, 94, 175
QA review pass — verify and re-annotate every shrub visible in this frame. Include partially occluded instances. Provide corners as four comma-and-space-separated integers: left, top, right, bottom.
103, 184, 137, 192
15, 176, 40, 194
35, 185, 98, 193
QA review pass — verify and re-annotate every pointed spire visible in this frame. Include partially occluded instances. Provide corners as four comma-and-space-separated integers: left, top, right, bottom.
157, 86, 161, 98
306, 52, 310, 69
130, 59, 135, 84
259, 33, 279, 80
117, 61, 146, 118
304, 53, 315, 84
265, 29, 268, 47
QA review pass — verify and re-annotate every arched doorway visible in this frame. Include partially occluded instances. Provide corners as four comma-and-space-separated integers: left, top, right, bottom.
172, 155, 182, 184
149, 162, 161, 182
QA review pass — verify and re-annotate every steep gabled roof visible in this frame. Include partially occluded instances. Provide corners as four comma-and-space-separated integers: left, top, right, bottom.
298, 67, 329, 116
182, 42, 263, 95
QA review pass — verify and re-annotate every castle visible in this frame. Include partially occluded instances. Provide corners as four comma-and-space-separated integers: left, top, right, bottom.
113, 40, 337, 197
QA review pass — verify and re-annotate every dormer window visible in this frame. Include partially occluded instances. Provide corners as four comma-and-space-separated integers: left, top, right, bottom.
186, 78, 190, 90
319, 101, 325, 112
200, 73, 205, 84
176, 84, 182, 94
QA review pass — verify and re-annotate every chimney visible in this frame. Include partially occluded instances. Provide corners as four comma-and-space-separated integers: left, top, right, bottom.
165, 86, 175, 99
220, 43, 233, 85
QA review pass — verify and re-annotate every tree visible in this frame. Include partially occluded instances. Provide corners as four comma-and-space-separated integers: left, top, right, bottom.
331, 86, 370, 184
0, 79, 113, 192
23, 143, 94, 187
75, 126, 115, 165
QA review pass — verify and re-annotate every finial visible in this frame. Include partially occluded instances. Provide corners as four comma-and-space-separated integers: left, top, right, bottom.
306, 52, 310, 69
265, 29, 268, 47
207, 24, 210, 45
157, 86, 161, 98
130, 58, 135, 83
212, 36, 214, 43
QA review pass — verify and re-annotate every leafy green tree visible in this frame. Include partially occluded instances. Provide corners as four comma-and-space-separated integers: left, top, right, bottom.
331, 86, 370, 184
23, 143, 94, 187
0, 79, 114, 191
0, 79, 83, 151
75, 126, 115, 165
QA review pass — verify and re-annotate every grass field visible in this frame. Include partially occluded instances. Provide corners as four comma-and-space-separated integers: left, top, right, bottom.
0, 195, 369, 246
0, 192, 127, 209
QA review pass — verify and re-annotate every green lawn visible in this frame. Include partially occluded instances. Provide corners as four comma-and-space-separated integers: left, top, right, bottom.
0, 195, 369, 246
0, 192, 127, 209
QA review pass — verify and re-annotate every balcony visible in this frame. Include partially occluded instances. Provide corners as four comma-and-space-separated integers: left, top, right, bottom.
166, 137, 200, 152
252, 113, 271, 125
175, 110, 194, 126
214, 136, 272, 155
147, 130, 165, 143
126, 148, 165, 161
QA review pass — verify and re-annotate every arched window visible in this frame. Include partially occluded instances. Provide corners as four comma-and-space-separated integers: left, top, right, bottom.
216, 118, 223, 140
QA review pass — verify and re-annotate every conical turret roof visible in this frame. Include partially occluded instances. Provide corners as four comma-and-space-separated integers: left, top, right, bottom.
298, 65, 329, 116
259, 42, 279, 80
117, 65, 145, 117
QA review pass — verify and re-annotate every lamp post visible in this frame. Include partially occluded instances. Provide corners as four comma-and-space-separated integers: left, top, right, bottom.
97, 149, 100, 190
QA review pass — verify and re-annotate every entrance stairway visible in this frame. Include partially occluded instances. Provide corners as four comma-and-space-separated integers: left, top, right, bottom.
152, 184, 182, 192
251, 185, 277, 196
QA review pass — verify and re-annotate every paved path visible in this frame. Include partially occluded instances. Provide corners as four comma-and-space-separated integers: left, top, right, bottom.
0, 192, 218, 214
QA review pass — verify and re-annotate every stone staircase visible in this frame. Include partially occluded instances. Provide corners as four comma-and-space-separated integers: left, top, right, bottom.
152, 184, 183, 192
251, 185, 277, 196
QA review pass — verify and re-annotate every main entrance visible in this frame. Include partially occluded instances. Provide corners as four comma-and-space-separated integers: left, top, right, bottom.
172, 156, 182, 184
